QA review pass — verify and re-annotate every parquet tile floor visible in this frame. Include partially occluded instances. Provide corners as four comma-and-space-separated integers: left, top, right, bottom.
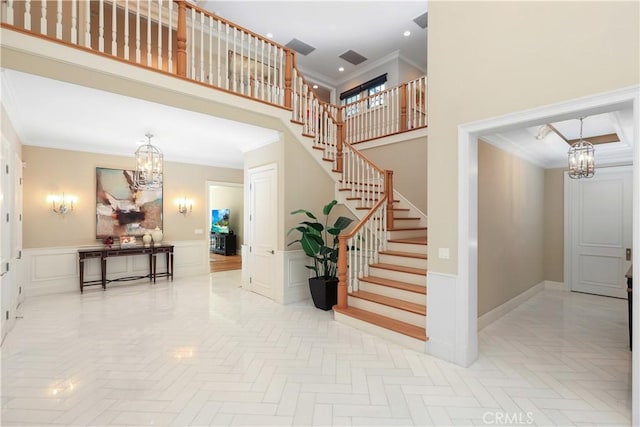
1, 271, 632, 426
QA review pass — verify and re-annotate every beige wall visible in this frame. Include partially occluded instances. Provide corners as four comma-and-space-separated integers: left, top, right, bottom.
478, 141, 545, 316
361, 136, 427, 213
544, 168, 565, 283
209, 185, 244, 249
23, 146, 243, 248
427, 0, 640, 275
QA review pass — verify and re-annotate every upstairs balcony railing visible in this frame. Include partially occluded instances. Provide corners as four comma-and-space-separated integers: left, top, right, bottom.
0, 0, 427, 146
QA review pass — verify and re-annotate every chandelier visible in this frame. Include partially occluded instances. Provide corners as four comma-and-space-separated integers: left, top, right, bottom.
134, 133, 163, 190
568, 117, 595, 179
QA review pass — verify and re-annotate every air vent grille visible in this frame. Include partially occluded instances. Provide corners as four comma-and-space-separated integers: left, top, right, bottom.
413, 12, 428, 29
339, 50, 367, 66
285, 38, 316, 56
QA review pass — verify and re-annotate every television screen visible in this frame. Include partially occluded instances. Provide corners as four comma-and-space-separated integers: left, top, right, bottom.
211, 208, 230, 234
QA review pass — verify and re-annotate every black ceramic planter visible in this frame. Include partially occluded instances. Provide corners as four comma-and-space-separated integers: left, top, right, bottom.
309, 277, 338, 310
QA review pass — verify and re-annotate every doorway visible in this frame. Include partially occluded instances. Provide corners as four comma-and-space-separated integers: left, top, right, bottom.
455, 86, 639, 422
207, 182, 243, 272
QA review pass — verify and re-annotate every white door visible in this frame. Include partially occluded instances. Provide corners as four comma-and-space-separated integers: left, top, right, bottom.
568, 166, 632, 298
248, 164, 277, 299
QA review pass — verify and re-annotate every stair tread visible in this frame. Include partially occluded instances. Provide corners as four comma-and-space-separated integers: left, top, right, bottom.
388, 237, 428, 245
379, 250, 428, 260
350, 290, 426, 315
360, 275, 427, 294
393, 217, 421, 221
334, 306, 428, 341
370, 263, 427, 276
391, 208, 410, 212
389, 226, 427, 231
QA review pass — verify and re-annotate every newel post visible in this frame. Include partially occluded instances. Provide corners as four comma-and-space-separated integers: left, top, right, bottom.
284, 49, 294, 109
337, 235, 348, 309
176, 0, 187, 77
399, 83, 408, 132
386, 170, 395, 229
336, 108, 345, 173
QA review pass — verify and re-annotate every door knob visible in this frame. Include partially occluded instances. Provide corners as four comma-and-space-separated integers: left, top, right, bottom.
626, 248, 632, 261
269, 250, 275, 254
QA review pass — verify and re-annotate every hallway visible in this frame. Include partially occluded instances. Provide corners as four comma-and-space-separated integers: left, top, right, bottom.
1, 272, 631, 426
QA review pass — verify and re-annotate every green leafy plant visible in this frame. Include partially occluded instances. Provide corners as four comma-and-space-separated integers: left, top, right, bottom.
287, 200, 354, 279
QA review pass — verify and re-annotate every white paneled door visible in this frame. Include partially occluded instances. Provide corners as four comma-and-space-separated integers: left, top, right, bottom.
248, 164, 277, 300
568, 166, 632, 298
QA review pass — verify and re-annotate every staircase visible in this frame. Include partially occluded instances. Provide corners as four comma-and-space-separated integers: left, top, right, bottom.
289, 99, 429, 351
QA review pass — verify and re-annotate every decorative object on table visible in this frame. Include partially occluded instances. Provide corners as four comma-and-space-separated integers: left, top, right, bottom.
568, 116, 595, 179
288, 200, 354, 310
103, 236, 114, 249
119, 235, 137, 248
133, 133, 163, 190
142, 233, 152, 247
95, 167, 162, 239
152, 227, 163, 245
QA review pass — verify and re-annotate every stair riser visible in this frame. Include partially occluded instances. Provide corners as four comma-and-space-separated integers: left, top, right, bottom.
358, 281, 426, 305
379, 254, 427, 270
334, 311, 427, 352
368, 267, 426, 286
393, 219, 422, 229
388, 229, 428, 240
390, 210, 412, 218
386, 241, 428, 255
348, 296, 425, 327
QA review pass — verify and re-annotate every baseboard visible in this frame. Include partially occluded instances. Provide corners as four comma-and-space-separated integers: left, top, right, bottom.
544, 280, 567, 291
478, 281, 545, 330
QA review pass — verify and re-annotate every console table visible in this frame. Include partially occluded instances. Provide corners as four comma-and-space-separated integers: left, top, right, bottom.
78, 245, 174, 293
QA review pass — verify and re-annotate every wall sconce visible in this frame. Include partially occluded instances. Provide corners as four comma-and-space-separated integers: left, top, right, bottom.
176, 197, 193, 215
47, 193, 77, 215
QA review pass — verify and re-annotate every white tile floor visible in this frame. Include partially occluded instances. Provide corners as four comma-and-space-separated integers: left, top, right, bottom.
1, 271, 632, 426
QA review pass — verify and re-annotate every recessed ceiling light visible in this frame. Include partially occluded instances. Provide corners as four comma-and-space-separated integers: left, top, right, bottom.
338, 67, 344, 72
312, 84, 318, 89
266, 32, 273, 38
403, 30, 411, 37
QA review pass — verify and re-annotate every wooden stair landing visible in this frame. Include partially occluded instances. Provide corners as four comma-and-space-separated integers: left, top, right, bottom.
334, 306, 428, 341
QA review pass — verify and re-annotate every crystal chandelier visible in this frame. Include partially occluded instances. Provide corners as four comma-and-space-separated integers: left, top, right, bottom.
134, 133, 163, 189
568, 117, 595, 179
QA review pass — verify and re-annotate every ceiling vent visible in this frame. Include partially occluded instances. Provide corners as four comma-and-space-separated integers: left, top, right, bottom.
339, 50, 368, 66
285, 38, 316, 56
413, 12, 428, 29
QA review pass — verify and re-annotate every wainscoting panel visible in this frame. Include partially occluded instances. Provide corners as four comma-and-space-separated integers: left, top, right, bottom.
279, 250, 311, 304
22, 240, 209, 297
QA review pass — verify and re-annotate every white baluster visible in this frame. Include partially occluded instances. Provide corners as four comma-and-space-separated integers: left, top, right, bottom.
199, 11, 204, 81
70, 0, 77, 44
157, 0, 162, 70
5, 0, 15, 26
146, 0, 152, 65
55, 0, 61, 39
216, 19, 221, 86
167, 0, 172, 72
232, 27, 237, 92
40, 0, 45, 35
135, 0, 141, 62
239, 31, 244, 93
208, 15, 213, 84
111, 0, 116, 54
259, 39, 265, 100
98, 0, 104, 52
190, 8, 195, 78
224, 23, 229, 90
123, 0, 129, 60
24, 0, 31, 30
84, 0, 90, 48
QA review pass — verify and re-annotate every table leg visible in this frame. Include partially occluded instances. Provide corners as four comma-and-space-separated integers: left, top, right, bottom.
101, 256, 107, 290
153, 254, 157, 283
79, 258, 84, 293
149, 254, 153, 282
170, 252, 174, 280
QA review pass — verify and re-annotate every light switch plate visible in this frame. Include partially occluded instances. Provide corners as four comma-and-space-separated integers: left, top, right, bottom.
438, 248, 450, 259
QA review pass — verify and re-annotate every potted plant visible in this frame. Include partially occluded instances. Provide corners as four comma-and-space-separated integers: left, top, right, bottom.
288, 200, 354, 310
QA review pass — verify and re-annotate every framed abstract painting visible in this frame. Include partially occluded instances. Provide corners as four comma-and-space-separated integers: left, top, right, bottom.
95, 167, 162, 239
